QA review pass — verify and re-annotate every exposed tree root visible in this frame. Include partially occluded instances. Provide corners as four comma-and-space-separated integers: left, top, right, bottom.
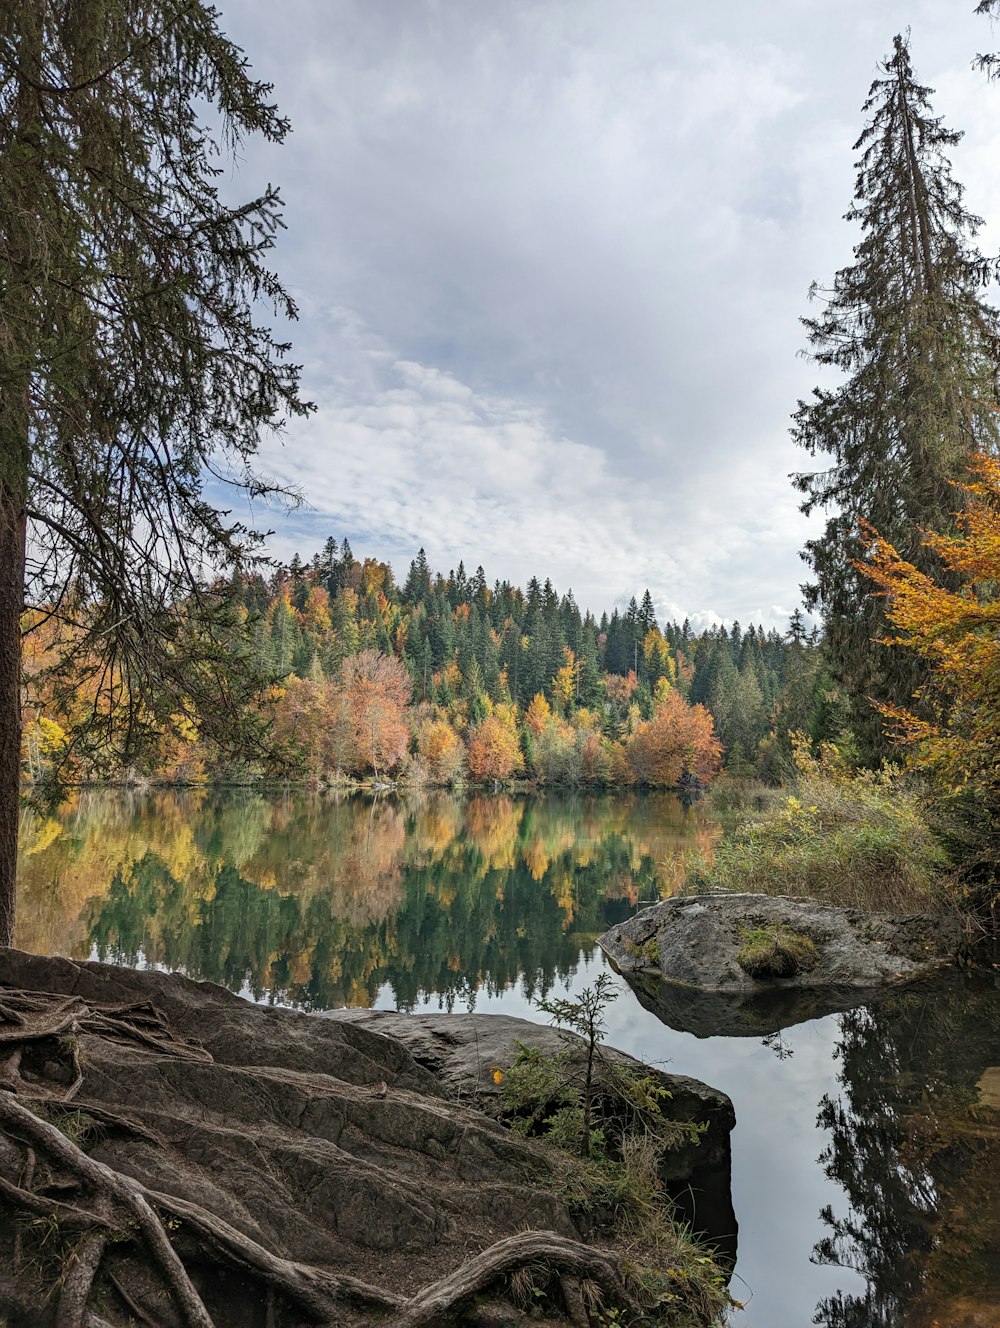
107, 1269, 161, 1327
0, 1171, 119, 1230
390, 1230, 630, 1328
0, 1092, 215, 1328
559, 1272, 590, 1328
0, 989, 212, 1063
55, 1228, 108, 1328
0, 981, 678, 1328
141, 1185, 403, 1318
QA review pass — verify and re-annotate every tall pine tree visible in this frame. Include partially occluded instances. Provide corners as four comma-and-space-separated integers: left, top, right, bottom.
0, 0, 310, 943
792, 34, 1000, 757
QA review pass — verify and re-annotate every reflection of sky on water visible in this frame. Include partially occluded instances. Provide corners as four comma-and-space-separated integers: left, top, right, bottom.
387, 951, 867, 1328
23, 791, 997, 1328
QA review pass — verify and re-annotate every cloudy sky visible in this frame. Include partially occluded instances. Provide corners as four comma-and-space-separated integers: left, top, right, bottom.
214, 0, 1000, 630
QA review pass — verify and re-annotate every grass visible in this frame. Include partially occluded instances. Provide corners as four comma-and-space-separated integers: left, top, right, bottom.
705, 775, 784, 818
736, 923, 818, 978
686, 738, 951, 911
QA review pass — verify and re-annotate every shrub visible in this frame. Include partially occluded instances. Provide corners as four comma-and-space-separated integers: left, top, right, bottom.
496, 978, 732, 1326
686, 735, 950, 910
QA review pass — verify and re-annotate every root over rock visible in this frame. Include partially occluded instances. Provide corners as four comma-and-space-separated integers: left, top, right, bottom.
0, 948, 713, 1327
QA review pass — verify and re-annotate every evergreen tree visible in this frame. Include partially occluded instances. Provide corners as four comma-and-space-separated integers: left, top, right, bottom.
321, 537, 339, 596
625, 597, 642, 676
792, 34, 1000, 757
0, 0, 311, 942
639, 589, 657, 635
269, 598, 298, 676
404, 547, 432, 604
976, 1, 1000, 76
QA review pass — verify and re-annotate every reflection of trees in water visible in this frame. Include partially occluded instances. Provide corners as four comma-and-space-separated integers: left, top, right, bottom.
15, 789, 716, 1010
813, 975, 1000, 1328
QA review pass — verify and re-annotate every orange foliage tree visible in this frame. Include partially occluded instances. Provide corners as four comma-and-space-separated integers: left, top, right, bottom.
525, 693, 552, 738
859, 452, 1000, 831
416, 715, 466, 784
271, 678, 343, 782
340, 650, 412, 778
466, 713, 524, 782
626, 688, 722, 787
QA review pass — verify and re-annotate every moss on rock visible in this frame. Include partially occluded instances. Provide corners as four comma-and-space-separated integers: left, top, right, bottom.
736, 924, 819, 979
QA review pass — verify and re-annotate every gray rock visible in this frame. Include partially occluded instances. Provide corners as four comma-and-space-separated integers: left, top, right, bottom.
331, 1009, 735, 1196
599, 893, 964, 1038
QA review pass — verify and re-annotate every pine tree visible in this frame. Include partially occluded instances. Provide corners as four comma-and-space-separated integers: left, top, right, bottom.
0, 0, 309, 942
321, 537, 340, 595
791, 33, 1000, 758
404, 547, 432, 603
639, 590, 657, 636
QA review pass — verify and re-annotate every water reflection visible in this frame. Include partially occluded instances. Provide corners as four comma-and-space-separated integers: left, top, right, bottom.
626, 957, 1000, 1327
16, 788, 719, 1009
813, 970, 1000, 1328
15, 790, 1000, 1324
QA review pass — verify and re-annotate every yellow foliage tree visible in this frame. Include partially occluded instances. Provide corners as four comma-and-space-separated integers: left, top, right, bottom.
417, 717, 466, 784
859, 452, 1000, 829
552, 648, 577, 712
466, 714, 523, 783
643, 628, 676, 684
525, 693, 552, 738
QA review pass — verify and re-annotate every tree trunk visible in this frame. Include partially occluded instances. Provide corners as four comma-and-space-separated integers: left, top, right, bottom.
0, 478, 26, 947
0, 6, 41, 947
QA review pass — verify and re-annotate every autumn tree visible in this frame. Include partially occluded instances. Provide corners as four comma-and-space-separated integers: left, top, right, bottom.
626, 687, 722, 788
792, 33, 1000, 760
340, 650, 412, 778
270, 678, 343, 783
525, 693, 553, 738
466, 712, 524, 783
0, 2, 309, 943
860, 452, 1000, 881
416, 714, 466, 784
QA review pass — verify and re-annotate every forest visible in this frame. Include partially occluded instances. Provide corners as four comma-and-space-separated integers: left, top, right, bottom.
21, 538, 835, 791
6, 6, 1000, 1328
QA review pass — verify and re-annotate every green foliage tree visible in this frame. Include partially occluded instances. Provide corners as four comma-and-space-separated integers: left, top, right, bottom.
535, 973, 618, 1159
0, 2, 310, 942
791, 33, 1000, 760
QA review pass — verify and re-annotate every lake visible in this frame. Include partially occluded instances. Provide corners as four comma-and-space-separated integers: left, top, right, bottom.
14, 788, 1000, 1327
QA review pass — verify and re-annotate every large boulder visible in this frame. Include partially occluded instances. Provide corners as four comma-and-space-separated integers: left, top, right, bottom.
334, 1009, 738, 1267
599, 893, 965, 1038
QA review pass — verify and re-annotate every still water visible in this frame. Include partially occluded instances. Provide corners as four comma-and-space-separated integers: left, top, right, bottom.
14, 788, 1000, 1328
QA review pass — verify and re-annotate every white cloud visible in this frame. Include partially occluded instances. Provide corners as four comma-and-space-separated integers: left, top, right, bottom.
260, 318, 817, 625
214, 0, 1000, 627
